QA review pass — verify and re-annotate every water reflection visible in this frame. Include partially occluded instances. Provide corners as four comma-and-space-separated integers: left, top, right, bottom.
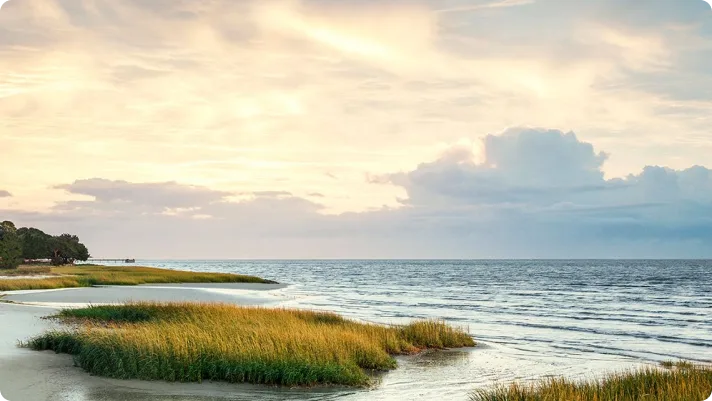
77, 384, 358, 401
54, 349, 480, 401
403, 349, 472, 368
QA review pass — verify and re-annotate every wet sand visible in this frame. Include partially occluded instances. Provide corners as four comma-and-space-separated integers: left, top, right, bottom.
0, 301, 359, 401
0, 283, 330, 401
3, 283, 287, 308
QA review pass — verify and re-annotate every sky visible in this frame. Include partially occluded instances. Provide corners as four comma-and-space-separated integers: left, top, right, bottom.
1, 0, 711, 258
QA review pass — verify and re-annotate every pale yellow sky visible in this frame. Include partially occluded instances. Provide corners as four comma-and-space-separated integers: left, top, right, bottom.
2, 0, 712, 217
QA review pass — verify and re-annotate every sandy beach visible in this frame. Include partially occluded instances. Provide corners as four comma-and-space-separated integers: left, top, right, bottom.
0, 301, 355, 401
0, 283, 338, 401
2, 282, 287, 308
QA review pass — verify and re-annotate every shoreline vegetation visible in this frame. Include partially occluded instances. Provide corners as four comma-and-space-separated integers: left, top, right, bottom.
0, 265, 53, 276
0, 265, 275, 291
470, 361, 712, 401
0, 221, 91, 268
24, 302, 476, 387
3, 264, 708, 398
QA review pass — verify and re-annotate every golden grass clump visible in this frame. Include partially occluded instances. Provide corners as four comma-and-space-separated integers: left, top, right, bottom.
0, 265, 273, 291
24, 302, 476, 386
470, 362, 712, 401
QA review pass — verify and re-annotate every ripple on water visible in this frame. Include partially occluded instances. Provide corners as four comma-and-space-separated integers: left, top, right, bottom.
93, 259, 712, 401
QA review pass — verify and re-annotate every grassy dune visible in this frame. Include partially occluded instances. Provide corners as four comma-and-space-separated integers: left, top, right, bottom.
470, 361, 712, 401
0, 265, 274, 291
24, 302, 476, 386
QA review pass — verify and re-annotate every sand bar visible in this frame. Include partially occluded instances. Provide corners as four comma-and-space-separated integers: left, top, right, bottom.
0, 283, 358, 401
0, 300, 352, 401
2, 282, 287, 308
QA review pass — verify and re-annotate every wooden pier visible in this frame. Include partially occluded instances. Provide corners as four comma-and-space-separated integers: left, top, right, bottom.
88, 258, 136, 263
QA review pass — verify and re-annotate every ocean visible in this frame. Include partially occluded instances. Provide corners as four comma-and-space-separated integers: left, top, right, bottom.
108, 259, 712, 400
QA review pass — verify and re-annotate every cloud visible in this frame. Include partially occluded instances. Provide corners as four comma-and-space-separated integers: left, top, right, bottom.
3, 128, 712, 259
386, 128, 610, 206
54, 179, 232, 214
375, 127, 712, 257
47, 178, 323, 225
0, 190, 11, 197
252, 191, 292, 198
386, 128, 712, 212
1, 0, 712, 218
379, 129, 712, 256
1, 1, 712, 257
436, 0, 535, 13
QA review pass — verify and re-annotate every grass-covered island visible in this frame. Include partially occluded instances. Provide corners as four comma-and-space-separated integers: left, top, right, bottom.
470, 361, 712, 401
0, 264, 274, 291
23, 302, 476, 387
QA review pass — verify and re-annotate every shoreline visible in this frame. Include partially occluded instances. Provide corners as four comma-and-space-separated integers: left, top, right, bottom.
9, 297, 683, 401
0, 264, 276, 292
1, 282, 288, 309
0, 264, 302, 400
0, 303, 353, 401
0, 283, 310, 401
0, 284, 478, 401
3, 262, 704, 401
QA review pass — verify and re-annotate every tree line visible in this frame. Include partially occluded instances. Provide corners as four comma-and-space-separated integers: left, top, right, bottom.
0, 221, 90, 269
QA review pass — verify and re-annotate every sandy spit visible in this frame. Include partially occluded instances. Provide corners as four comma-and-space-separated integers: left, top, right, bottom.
0, 283, 350, 401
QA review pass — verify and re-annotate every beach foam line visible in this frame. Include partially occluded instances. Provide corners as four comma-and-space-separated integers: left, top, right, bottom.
106, 285, 263, 293
94, 285, 288, 298
101, 284, 292, 298
196, 287, 280, 296
0, 287, 79, 296
3, 301, 124, 309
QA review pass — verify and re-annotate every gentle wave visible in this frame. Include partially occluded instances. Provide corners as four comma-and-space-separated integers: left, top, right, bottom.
113, 259, 712, 400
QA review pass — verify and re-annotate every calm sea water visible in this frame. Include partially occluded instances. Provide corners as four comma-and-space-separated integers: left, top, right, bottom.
114, 260, 712, 400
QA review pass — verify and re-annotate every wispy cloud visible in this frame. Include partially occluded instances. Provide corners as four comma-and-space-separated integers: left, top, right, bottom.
436, 0, 535, 13
0, 0, 711, 219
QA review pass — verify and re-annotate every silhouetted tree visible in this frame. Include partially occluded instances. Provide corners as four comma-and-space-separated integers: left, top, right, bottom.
17, 227, 54, 260
13, 225, 91, 266
52, 233, 90, 265
0, 221, 22, 269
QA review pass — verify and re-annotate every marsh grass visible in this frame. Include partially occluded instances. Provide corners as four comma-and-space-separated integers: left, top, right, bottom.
470, 362, 712, 401
0, 265, 53, 276
24, 302, 476, 386
0, 265, 273, 291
